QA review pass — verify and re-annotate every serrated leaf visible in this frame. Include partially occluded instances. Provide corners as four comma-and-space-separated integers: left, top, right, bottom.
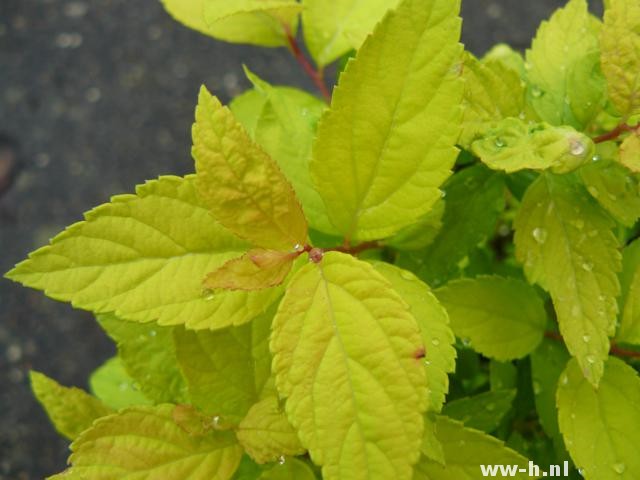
174, 306, 274, 423
237, 72, 334, 234
260, 458, 317, 480
271, 252, 426, 480
580, 158, 640, 227
6, 175, 280, 331
617, 238, 640, 343
89, 357, 151, 410
384, 199, 445, 251
530, 339, 570, 455
310, 0, 463, 241
471, 117, 594, 173
442, 389, 516, 433
66, 405, 243, 480
372, 262, 456, 412
459, 53, 524, 148
514, 173, 621, 385
482, 44, 526, 77
557, 357, 640, 479
620, 133, 640, 172
193, 87, 308, 251
201, 0, 301, 47
237, 396, 304, 464
601, 0, 640, 119
159, 0, 210, 36
526, 0, 605, 129
301, 0, 400, 67
97, 314, 187, 404
413, 416, 530, 479
435, 276, 546, 360
30, 371, 113, 440
399, 165, 505, 287
205, 249, 296, 291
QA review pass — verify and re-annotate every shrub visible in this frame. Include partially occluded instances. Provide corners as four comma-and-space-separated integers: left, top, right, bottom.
8, 0, 640, 478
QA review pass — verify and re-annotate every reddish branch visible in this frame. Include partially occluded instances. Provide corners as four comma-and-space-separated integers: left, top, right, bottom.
544, 330, 640, 360
593, 123, 635, 144
283, 27, 331, 103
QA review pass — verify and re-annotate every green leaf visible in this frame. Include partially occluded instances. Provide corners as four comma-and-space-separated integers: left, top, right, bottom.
399, 165, 505, 287
159, 0, 210, 36
230, 89, 268, 137
174, 306, 274, 423
435, 276, 546, 360
260, 458, 317, 480
97, 314, 187, 404
30, 371, 113, 440
233, 456, 264, 480
238, 72, 334, 234
580, 158, 640, 227
301, 0, 400, 67
601, 0, 640, 119
617, 238, 640, 343
271, 252, 426, 480
459, 53, 524, 148
557, 357, 640, 479
413, 416, 531, 479
6, 175, 280, 330
482, 44, 526, 77
193, 87, 308, 251
202, 0, 301, 47
471, 117, 595, 173
204, 249, 296, 291
514, 173, 621, 385
66, 404, 243, 480
372, 262, 456, 412
442, 389, 516, 433
530, 339, 570, 455
237, 396, 304, 464
620, 133, 640, 172
526, 0, 605, 129
384, 199, 445, 251
89, 357, 151, 410
310, 0, 463, 241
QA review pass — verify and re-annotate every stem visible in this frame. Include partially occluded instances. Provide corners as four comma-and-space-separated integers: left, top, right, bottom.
329, 241, 382, 255
544, 331, 640, 360
593, 123, 634, 144
283, 27, 331, 103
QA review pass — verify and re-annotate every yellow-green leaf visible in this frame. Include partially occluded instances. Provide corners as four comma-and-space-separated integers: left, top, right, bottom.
526, 0, 605, 129
260, 458, 317, 480
442, 389, 516, 433
6, 175, 280, 331
435, 276, 546, 360
601, 0, 640, 119
471, 117, 595, 173
174, 306, 274, 423
193, 87, 308, 251
514, 173, 621, 385
271, 252, 426, 480
372, 262, 455, 412
460, 52, 524, 148
557, 357, 640, 479
205, 249, 296, 291
159, 0, 209, 36
301, 0, 400, 67
30, 371, 113, 440
237, 396, 305, 464
617, 238, 640, 343
89, 357, 152, 410
66, 405, 243, 480
413, 416, 530, 479
310, 0, 463, 241
620, 133, 640, 172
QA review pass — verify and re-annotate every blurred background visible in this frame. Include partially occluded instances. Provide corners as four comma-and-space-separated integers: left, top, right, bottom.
0, 0, 603, 478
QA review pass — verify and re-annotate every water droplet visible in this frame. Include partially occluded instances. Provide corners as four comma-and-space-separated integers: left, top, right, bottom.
613, 463, 626, 474
203, 289, 215, 301
519, 111, 526, 120
431, 338, 440, 346
582, 262, 594, 272
578, 467, 585, 477
495, 137, 506, 148
583, 335, 591, 343
570, 139, 586, 156
532, 227, 548, 244
423, 359, 431, 366
572, 219, 585, 230
292, 243, 305, 253
149, 330, 157, 337
531, 86, 543, 98
533, 381, 542, 394
212, 416, 221, 428
278, 456, 286, 465
486, 403, 496, 411
440, 190, 446, 198
561, 374, 569, 386
462, 337, 471, 347
400, 270, 415, 281
571, 305, 581, 317
586, 355, 596, 364
592, 154, 601, 162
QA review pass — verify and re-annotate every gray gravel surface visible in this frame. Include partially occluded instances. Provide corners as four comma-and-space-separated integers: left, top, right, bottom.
0, 0, 603, 478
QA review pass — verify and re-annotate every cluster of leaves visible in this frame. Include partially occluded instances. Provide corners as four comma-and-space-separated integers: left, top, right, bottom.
8, 0, 640, 478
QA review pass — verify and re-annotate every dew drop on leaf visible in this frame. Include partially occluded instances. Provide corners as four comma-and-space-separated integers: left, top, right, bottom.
586, 355, 596, 364
494, 137, 506, 148
561, 374, 569, 386
582, 335, 590, 343
431, 338, 440, 346
532, 227, 548, 244
571, 305, 581, 317
613, 463, 626, 474
202, 289, 215, 301
400, 270, 414, 281
581, 262, 594, 272
592, 154, 601, 162
569, 139, 586, 156
278, 456, 286, 465
531, 85, 543, 97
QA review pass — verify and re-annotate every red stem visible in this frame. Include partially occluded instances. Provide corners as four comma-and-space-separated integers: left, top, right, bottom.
283, 27, 331, 103
593, 123, 634, 144
329, 241, 382, 255
544, 331, 640, 360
